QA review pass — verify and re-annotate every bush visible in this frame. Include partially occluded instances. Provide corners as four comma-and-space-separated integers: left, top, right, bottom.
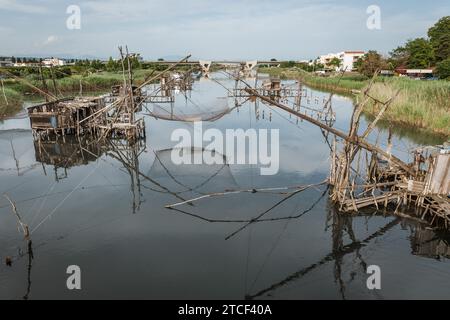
280, 61, 297, 68
436, 58, 450, 79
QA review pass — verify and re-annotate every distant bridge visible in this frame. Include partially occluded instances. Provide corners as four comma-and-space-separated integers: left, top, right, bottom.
144, 60, 283, 73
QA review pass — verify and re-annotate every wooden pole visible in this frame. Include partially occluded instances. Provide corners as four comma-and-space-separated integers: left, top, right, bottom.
78, 54, 192, 126
244, 87, 414, 175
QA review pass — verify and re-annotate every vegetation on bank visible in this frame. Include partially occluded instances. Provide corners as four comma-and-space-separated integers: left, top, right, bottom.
259, 67, 368, 93
0, 54, 198, 116
1, 69, 157, 94
0, 87, 23, 118
259, 67, 450, 137
0, 68, 151, 117
363, 78, 450, 136
350, 17, 450, 79
274, 16, 450, 80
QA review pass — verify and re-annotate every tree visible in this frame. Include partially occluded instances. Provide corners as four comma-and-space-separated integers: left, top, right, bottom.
428, 16, 450, 62
280, 61, 297, 68
356, 50, 387, 76
389, 46, 409, 68
130, 56, 141, 70
404, 38, 434, 68
106, 56, 118, 71
436, 58, 450, 79
328, 57, 342, 70
270, 58, 277, 62
90, 59, 104, 70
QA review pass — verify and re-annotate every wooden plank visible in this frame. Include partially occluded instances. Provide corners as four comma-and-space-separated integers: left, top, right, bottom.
429, 153, 450, 195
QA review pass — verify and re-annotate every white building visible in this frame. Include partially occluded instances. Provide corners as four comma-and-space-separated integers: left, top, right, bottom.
317, 53, 340, 68
317, 51, 365, 71
128, 53, 143, 62
338, 51, 365, 71
42, 58, 66, 67
0, 58, 13, 67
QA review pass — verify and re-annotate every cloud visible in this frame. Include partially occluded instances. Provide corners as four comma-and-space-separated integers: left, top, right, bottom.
0, 0, 447, 59
0, 0, 47, 14
43, 35, 58, 46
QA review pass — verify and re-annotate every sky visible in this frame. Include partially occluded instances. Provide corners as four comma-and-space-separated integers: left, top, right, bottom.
0, 0, 448, 60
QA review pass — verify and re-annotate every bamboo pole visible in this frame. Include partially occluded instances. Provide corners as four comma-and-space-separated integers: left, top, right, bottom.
0, 68, 56, 101
244, 87, 414, 175
4, 194, 30, 240
78, 54, 192, 126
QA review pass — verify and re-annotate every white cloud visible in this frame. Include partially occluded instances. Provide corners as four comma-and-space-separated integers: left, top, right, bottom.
0, 0, 47, 14
43, 35, 58, 46
0, 0, 446, 59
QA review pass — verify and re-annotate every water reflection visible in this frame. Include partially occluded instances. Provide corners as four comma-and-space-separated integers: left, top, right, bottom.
245, 209, 450, 300
410, 227, 450, 260
32, 135, 146, 212
1, 74, 450, 300
33, 136, 105, 180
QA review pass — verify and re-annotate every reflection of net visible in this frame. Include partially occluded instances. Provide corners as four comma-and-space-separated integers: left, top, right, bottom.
148, 147, 239, 194
148, 101, 232, 122
0, 129, 39, 173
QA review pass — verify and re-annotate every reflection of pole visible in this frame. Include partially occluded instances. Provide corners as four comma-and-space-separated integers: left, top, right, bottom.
247, 217, 400, 300
128, 141, 142, 213
295, 81, 302, 111
106, 140, 188, 206
23, 240, 34, 300
3, 194, 34, 299
330, 208, 366, 300
10, 139, 20, 176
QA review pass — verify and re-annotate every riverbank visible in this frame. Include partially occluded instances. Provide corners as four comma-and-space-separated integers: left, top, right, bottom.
0, 87, 23, 118
0, 70, 151, 118
259, 67, 450, 138
3, 70, 152, 95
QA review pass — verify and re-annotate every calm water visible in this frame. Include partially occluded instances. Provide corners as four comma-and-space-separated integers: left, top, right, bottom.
0, 73, 449, 300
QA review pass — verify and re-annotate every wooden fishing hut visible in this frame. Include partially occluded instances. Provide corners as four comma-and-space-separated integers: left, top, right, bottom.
262, 77, 281, 93
110, 84, 145, 110
28, 97, 105, 138
231, 78, 302, 101
243, 79, 450, 230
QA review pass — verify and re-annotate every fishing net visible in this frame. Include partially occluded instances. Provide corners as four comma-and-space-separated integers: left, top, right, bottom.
147, 147, 239, 194
146, 98, 233, 122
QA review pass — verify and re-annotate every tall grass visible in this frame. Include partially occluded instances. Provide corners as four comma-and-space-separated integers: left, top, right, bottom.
259, 67, 368, 93
55, 74, 124, 93
3, 70, 155, 95
259, 67, 450, 137
299, 72, 368, 93
361, 78, 450, 136
0, 87, 23, 117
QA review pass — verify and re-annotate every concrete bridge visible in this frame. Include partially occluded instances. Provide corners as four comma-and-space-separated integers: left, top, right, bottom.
146, 60, 282, 73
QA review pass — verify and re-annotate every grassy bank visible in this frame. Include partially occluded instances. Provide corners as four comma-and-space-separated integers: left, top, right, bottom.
0, 68, 170, 117
0, 87, 23, 118
3, 72, 142, 95
362, 78, 450, 137
259, 67, 450, 137
259, 67, 368, 93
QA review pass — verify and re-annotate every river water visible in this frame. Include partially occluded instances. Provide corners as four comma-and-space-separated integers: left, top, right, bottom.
0, 73, 449, 300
